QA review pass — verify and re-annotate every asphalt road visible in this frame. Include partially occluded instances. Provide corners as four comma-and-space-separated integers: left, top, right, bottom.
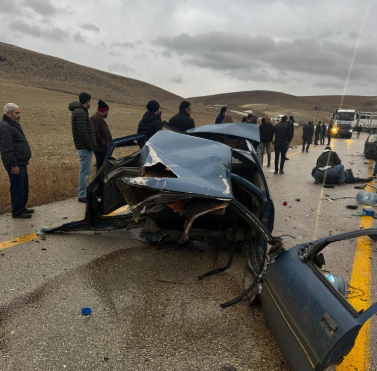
0, 132, 376, 371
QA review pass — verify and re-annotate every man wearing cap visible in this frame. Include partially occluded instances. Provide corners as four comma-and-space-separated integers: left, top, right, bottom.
69, 92, 97, 203
168, 101, 195, 131
137, 100, 163, 142
91, 100, 112, 172
0, 103, 34, 218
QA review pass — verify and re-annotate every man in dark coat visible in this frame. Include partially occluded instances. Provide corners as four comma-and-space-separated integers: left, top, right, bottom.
272, 115, 292, 175
215, 107, 228, 124
0, 103, 33, 218
302, 121, 314, 152
246, 114, 255, 124
320, 122, 327, 145
285, 116, 295, 160
91, 100, 112, 172
312, 146, 345, 185
314, 121, 321, 145
137, 100, 163, 142
258, 116, 274, 167
327, 123, 333, 145
69, 92, 97, 203
169, 101, 195, 131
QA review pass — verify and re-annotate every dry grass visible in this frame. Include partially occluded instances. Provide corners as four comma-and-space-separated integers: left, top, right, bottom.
0, 157, 79, 214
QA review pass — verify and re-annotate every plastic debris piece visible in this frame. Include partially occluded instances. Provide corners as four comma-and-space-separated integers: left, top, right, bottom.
296, 198, 301, 202
81, 307, 92, 316
346, 205, 358, 210
363, 207, 375, 216
351, 211, 366, 217
283, 202, 288, 206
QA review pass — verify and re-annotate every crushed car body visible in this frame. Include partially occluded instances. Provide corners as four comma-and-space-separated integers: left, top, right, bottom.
42, 125, 377, 371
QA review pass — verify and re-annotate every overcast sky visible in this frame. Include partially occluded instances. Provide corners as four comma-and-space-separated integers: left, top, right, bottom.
0, 0, 376, 97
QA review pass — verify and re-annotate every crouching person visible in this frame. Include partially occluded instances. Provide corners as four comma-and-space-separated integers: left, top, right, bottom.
312, 146, 345, 185
0, 103, 33, 218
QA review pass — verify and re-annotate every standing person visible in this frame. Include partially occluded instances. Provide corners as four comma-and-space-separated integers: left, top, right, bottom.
285, 116, 295, 160
246, 114, 255, 124
321, 122, 327, 145
302, 121, 314, 152
241, 117, 247, 123
0, 103, 33, 218
258, 116, 274, 167
222, 113, 233, 123
272, 115, 292, 175
91, 100, 112, 172
357, 125, 362, 138
314, 121, 321, 145
137, 100, 163, 141
215, 107, 228, 124
169, 101, 195, 131
69, 92, 97, 203
327, 122, 333, 145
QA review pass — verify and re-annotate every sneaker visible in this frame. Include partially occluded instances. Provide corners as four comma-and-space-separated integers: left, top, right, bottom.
314, 180, 321, 184
78, 197, 88, 203
24, 208, 35, 214
285, 157, 289, 160
279, 170, 284, 174
267, 163, 270, 168
274, 171, 278, 175
12, 212, 32, 219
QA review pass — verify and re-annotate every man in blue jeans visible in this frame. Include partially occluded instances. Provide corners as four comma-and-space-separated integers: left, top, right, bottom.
0, 103, 34, 218
272, 115, 292, 175
69, 93, 97, 203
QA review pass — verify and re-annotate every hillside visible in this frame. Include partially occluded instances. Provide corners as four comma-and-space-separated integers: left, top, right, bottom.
191, 90, 377, 122
0, 42, 182, 108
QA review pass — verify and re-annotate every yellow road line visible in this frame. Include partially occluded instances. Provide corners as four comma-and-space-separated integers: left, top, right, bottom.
0, 205, 130, 252
337, 160, 374, 371
263, 149, 301, 166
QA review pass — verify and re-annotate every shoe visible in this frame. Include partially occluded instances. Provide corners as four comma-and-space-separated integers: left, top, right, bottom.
279, 170, 284, 174
267, 163, 270, 168
12, 212, 32, 219
78, 197, 88, 203
302, 151, 304, 153
274, 171, 278, 175
24, 208, 35, 214
366, 177, 374, 182
285, 157, 289, 160
306, 150, 309, 153
314, 180, 321, 184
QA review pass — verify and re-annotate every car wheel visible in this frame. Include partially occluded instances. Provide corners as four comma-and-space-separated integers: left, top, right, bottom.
365, 148, 377, 159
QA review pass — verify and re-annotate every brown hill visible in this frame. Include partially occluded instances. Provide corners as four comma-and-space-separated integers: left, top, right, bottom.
191, 90, 377, 122
0, 42, 182, 108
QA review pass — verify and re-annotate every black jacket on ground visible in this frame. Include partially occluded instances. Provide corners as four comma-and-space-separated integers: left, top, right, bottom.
259, 122, 274, 143
215, 114, 225, 124
0, 115, 32, 167
316, 150, 341, 168
273, 121, 292, 144
302, 123, 314, 140
69, 101, 97, 151
169, 111, 195, 131
137, 111, 163, 140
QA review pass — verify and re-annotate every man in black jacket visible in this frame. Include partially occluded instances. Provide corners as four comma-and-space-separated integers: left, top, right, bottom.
285, 116, 295, 160
320, 122, 327, 145
314, 121, 321, 145
258, 116, 274, 167
273, 115, 292, 175
137, 100, 163, 142
69, 92, 97, 203
0, 103, 33, 218
169, 101, 195, 131
215, 107, 228, 124
302, 121, 314, 152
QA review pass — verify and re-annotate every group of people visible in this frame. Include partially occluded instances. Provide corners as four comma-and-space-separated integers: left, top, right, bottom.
0, 97, 372, 218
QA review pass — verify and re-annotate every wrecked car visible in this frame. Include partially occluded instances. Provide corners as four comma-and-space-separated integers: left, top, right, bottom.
43, 125, 377, 371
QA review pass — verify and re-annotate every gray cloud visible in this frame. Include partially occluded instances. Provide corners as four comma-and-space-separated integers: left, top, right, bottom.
108, 63, 134, 74
0, 0, 19, 14
112, 41, 135, 49
73, 31, 85, 43
155, 31, 377, 88
170, 74, 184, 84
14, 20, 69, 42
81, 23, 100, 32
22, 0, 59, 16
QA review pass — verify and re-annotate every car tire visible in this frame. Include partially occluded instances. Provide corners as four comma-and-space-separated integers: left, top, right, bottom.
365, 148, 377, 159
